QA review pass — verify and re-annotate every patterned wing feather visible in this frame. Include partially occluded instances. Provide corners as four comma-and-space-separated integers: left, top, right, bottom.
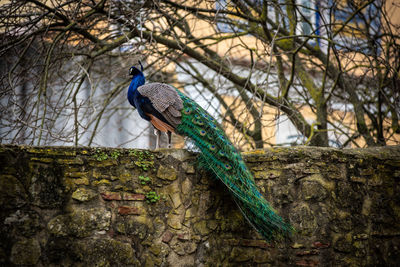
138, 83, 183, 128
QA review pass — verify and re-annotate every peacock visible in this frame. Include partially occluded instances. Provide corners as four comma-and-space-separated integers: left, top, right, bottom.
127, 62, 294, 242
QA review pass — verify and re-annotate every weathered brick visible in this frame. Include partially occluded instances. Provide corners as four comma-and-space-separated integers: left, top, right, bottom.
123, 192, 145, 201
118, 206, 141, 215
312, 241, 330, 249
296, 250, 319, 256
101, 192, 122, 201
177, 232, 189, 241
162, 230, 174, 243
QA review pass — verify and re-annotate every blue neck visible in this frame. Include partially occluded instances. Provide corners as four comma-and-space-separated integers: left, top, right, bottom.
127, 73, 145, 107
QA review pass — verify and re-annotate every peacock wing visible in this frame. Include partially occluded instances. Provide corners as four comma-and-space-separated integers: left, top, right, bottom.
138, 83, 183, 128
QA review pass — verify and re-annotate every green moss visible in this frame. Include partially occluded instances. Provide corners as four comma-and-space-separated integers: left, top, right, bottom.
146, 191, 160, 203
110, 150, 120, 159
93, 148, 109, 161
139, 175, 151, 185
135, 160, 154, 171
130, 150, 155, 171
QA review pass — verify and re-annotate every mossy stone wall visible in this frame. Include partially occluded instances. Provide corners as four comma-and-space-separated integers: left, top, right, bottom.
0, 145, 400, 266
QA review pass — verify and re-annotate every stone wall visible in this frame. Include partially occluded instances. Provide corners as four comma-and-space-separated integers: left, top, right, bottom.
0, 145, 399, 266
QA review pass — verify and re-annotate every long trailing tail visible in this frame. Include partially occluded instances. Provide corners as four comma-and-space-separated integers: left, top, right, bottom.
176, 91, 294, 242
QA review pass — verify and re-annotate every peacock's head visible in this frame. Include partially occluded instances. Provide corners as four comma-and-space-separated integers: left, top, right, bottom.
129, 61, 144, 76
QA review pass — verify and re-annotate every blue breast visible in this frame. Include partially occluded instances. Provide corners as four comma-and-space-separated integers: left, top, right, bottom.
127, 73, 145, 107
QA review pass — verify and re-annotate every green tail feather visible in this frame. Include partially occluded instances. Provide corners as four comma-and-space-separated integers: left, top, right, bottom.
176, 90, 294, 241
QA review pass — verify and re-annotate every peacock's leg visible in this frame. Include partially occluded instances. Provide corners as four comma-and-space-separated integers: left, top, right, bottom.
154, 129, 161, 149
167, 131, 172, 148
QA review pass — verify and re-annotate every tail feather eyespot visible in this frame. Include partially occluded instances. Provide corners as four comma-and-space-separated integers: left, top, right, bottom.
192, 118, 204, 126
224, 163, 232, 170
